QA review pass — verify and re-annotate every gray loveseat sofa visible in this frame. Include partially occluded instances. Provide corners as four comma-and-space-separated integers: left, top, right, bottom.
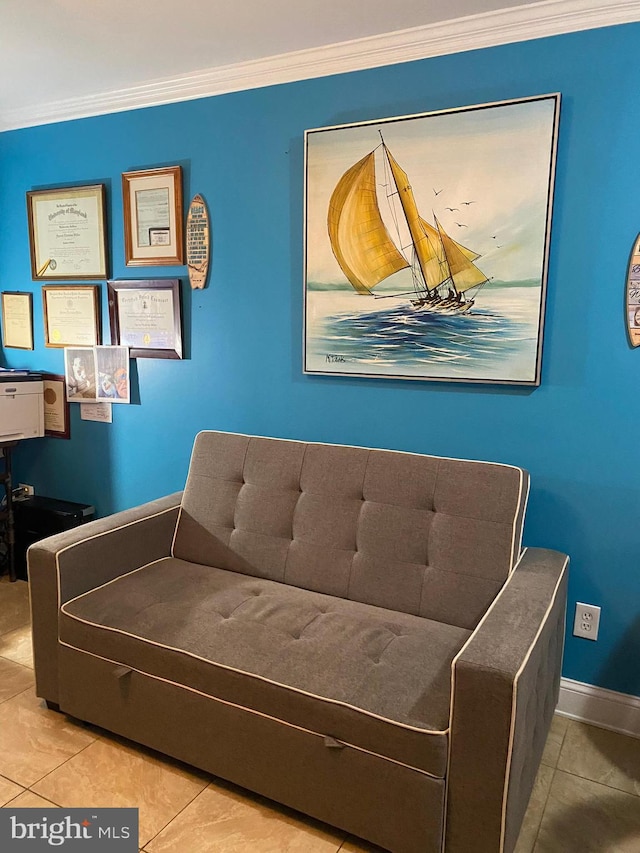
29, 431, 568, 853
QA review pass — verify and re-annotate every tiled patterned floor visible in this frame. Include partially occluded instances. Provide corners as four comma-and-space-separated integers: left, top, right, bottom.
1, 576, 639, 852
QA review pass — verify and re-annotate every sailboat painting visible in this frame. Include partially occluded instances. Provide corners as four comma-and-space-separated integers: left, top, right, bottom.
304, 95, 560, 384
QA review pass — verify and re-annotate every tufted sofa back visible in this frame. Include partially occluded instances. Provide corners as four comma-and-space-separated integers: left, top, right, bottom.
173, 431, 528, 630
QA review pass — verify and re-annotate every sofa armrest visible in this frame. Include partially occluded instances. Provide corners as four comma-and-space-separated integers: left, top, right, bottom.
28, 492, 182, 705
445, 547, 569, 853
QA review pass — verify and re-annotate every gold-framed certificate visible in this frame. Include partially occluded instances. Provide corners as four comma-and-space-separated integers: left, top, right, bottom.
122, 167, 183, 266
1, 291, 34, 349
42, 285, 101, 348
27, 184, 108, 280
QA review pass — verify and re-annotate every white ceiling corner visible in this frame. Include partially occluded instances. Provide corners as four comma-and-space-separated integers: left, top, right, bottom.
0, 0, 638, 132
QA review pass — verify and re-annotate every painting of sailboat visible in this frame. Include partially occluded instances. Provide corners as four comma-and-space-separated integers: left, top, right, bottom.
304, 95, 560, 384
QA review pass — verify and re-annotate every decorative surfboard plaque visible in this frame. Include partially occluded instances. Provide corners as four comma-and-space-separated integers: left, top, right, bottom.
186, 193, 210, 289
626, 233, 640, 347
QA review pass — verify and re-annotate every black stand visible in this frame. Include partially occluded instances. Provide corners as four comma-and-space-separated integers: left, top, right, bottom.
0, 441, 18, 583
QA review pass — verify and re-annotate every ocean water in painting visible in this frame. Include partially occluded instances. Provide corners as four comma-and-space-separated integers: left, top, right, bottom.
305, 283, 542, 382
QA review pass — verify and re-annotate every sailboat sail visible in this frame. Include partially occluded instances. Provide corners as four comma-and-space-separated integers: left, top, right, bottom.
327, 152, 409, 294
435, 216, 489, 293
326, 139, 489, 310
416, 216, 481, 293
382, 148, 441, 292
419, 218, 479, 263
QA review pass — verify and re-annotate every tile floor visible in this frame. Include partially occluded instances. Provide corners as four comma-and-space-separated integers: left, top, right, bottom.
1, 576, 639, 852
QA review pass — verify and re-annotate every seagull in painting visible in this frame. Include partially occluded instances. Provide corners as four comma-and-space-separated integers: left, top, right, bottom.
460, 200, 476, 206
445, 207, 459, 212
455, 222, 468, 228
433, 188, 444, 196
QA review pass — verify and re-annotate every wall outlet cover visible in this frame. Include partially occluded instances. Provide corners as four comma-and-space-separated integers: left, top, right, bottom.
573, 602, 601, 641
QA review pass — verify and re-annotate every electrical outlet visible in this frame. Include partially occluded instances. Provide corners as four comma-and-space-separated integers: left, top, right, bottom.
573, 602, 601, 641
18, 483, 35, 497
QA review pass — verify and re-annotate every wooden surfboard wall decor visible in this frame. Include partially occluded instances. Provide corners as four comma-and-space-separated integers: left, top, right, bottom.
186, 194, 210, 290
626, 233, 640, 347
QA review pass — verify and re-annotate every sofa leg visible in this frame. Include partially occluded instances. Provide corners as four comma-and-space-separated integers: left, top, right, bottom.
44, 700, 60, 712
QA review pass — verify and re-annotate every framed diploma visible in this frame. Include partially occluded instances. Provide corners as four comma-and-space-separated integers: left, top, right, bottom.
108, 279, 183, 359
1, 291, 34, 349
42, 374, 70, 438
26, 184, 108, 280
42, 285, 101, 348
122, 166, 184, 266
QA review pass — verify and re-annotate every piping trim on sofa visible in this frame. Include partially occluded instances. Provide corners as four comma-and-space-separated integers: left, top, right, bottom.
441, 547, 529, 848
61, 557, 167, 603
60, 563, 454, 738
442, 550, 568, 852
499, 555, 568, 852
54, 435, 529, 745
178, 429, 528, 582
509, 474, 530, 575
58, 640, 443, 780
53, 501, 182, 606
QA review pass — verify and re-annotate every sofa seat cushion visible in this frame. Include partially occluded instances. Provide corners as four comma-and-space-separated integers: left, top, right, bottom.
60, 558, 471, 776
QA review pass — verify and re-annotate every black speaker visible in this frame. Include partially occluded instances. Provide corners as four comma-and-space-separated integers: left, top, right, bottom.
14, 496, 95, 580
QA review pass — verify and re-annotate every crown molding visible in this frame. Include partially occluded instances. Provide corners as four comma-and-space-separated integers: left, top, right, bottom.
2, 0, 639, 131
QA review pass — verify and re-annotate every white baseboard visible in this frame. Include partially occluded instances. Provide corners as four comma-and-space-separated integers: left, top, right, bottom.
557, 678, 640, 739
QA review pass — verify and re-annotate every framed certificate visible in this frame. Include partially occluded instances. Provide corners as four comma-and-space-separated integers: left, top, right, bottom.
42, 374, 70, 438
1, 291, 34, 349
42, 285, 101, 348
108, 279, 183, 359
26, 184, 108, 280
122, 166, 184, 266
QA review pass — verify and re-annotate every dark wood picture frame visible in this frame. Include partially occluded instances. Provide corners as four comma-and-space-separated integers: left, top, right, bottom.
108, 279, 183, 359
42, 285, 101, 348
122, 166, 184, 266
26, 184, 108, 281
42, 373, 70, 439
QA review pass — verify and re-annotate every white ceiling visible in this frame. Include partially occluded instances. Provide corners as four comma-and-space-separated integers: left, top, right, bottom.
0, 0, 637, 130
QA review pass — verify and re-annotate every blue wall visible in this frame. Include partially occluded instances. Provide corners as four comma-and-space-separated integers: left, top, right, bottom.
1, 24, 639, 697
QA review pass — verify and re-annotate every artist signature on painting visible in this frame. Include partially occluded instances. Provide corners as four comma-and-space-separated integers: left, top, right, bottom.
326, 354, 347, 363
